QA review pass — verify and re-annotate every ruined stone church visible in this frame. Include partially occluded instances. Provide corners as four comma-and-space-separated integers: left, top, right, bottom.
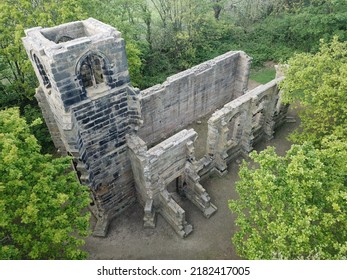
22, 18, 287, 237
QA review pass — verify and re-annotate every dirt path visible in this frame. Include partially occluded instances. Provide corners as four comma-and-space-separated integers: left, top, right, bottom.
84, 81, 299, 260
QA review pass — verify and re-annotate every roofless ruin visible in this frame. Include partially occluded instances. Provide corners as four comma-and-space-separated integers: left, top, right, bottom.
23, 18, 288, 237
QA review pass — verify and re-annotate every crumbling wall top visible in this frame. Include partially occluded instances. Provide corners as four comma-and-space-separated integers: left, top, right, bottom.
141, 51, 243, 98
23, 18, 122, 58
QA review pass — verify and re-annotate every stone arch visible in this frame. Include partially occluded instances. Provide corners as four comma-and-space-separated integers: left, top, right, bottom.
76, 52, 110, 90
256, 95, 269, 108
253, 95, 269, 129
272, 89, 285, 116
33, 53, 51, 88
227, 112, 242, 146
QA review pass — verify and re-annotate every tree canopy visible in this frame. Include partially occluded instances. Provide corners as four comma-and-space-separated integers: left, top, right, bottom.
229, 17, 347, 260
0, 108, 90, 259
280, 37, 347, 143
0, 0, 87, 106
229, 138, 347, 259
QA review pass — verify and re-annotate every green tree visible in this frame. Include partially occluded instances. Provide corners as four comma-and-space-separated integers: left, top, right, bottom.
229, 138, 347, 259
0, 0, 88, 151
229, 0, 347, 65
134, 0, 237, 87
84, 0, 145, 87
0, 108, 90, 259
280, 37, 347, 143
0, 0, 87, 105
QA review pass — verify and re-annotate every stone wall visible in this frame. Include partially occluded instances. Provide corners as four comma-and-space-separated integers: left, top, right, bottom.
127, 129, 216, 237
206, 78, 288, 174
138, 51, 251, 145
23, 18, 142, 236
35, 87, 67, 154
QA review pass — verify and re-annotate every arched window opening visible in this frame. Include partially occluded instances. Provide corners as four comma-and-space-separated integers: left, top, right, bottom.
33, 54, 51, 88
227, 113, 242, 146
81, 64, 93, 88
93, 57, 104, 84
252, 96, 268, 130
253, 109, 265, 129
79, 54, 106, 89
253, 96, 268, 129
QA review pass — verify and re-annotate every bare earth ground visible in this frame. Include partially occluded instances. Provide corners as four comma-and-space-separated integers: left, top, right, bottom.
84, 80, 300, 260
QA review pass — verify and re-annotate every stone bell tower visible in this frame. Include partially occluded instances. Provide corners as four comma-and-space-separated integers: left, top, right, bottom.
22, 18, 142, 236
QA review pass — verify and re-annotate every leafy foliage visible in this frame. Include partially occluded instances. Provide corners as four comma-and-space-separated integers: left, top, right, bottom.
0, 0, 87, 104
0, 0, 346, 261
22, 104, 55, 154
0, 108, 90, 259
0, 0, 89, 151
280, 37, 347, 143
230, 9, 347, 259
231, 0, 347, 65
229, 138, 347, 259
86, 0, 239, 88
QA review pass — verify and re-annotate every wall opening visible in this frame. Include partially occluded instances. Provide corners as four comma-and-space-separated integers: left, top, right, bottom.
253, 109, 265, 129
227, 113, 242, 147
79, 53, 106, 89
252, 96, 269, 143
40, 22, 89, 43
33, 54, 51, 88
167, 176, 186, 197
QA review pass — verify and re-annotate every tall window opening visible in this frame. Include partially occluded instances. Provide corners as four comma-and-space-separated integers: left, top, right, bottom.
33, 54, 51, 88
227, 113, 242, 146
80, 54, 106, 89
252, 96, 268, 132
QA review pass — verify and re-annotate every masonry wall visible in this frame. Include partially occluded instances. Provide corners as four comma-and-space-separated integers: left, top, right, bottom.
138, 51, 251, 145
207, 78, 287, 173
127, 129, 216, 237
70, 87, 136, 204
35, 87, 67, 154
128, 129, 198, 203
23, 18, 142, 236
127, 129, 198, 237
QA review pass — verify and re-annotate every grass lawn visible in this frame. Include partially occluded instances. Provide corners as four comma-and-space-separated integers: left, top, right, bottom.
250, 68, 276, 84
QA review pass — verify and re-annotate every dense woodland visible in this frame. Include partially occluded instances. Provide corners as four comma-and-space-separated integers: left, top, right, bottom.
1, 0, 347, 259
